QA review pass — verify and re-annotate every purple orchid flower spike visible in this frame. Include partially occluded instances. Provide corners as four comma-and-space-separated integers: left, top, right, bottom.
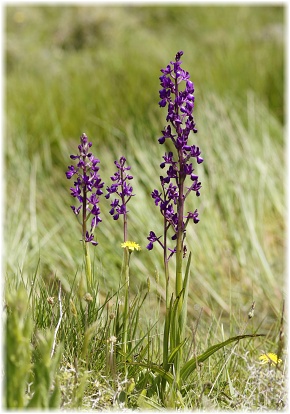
106, 156, 135, 241
147, 51, 203, 258
66, 133, 104, 246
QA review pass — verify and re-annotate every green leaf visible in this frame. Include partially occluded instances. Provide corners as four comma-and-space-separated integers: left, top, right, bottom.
26, 331, 62, 409
81, 321, 98, 360
169, 290, 184, 350
180, 333, 265, 382
179, 252, 191, 336
127, 361, 175, 385
168, 339, 187, 364
163, 294, 174, 371
49, 378, 61, 409
5, 287, 33, 409
137, 389, 162, 410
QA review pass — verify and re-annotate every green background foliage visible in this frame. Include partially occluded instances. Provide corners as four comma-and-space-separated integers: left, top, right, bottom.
4, 4, 286, 409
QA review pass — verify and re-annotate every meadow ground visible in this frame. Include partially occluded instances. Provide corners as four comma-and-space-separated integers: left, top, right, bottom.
4, 4, 286, 410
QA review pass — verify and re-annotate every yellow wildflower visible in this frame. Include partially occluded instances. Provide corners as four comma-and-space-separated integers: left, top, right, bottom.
121, 241, 141, 251
259, 353, 282, 366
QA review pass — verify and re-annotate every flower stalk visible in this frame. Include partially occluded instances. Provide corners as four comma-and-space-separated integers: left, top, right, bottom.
66, 133, 104, 292
106, 157, 138, 375
120, 242, 141, 362
147, 51, 203, 386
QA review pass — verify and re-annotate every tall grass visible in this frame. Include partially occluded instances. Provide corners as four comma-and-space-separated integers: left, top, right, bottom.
4, 4, 286, 410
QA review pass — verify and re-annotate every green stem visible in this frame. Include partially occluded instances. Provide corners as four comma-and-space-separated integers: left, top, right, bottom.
121, 247, 130, 378
84, 242, 92, 291
122, 205, 129, 353
164, 220, 170, 309
121, 177, 129, 378
160, 215, 171, 399
82, 184, 92, 292
174, 153, 186, 384
162, 257, 170, 382
175, 233, 183, 314
176, 167, 185, 315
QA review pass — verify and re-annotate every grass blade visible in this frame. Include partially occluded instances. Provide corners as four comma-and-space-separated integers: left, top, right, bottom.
180, 333, 265, 382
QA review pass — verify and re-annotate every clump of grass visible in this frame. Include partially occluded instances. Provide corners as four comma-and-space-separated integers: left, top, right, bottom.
4, 286, 62, 409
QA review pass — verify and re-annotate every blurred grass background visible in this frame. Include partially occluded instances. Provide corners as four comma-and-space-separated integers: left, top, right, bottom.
5, 4, 285, 333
